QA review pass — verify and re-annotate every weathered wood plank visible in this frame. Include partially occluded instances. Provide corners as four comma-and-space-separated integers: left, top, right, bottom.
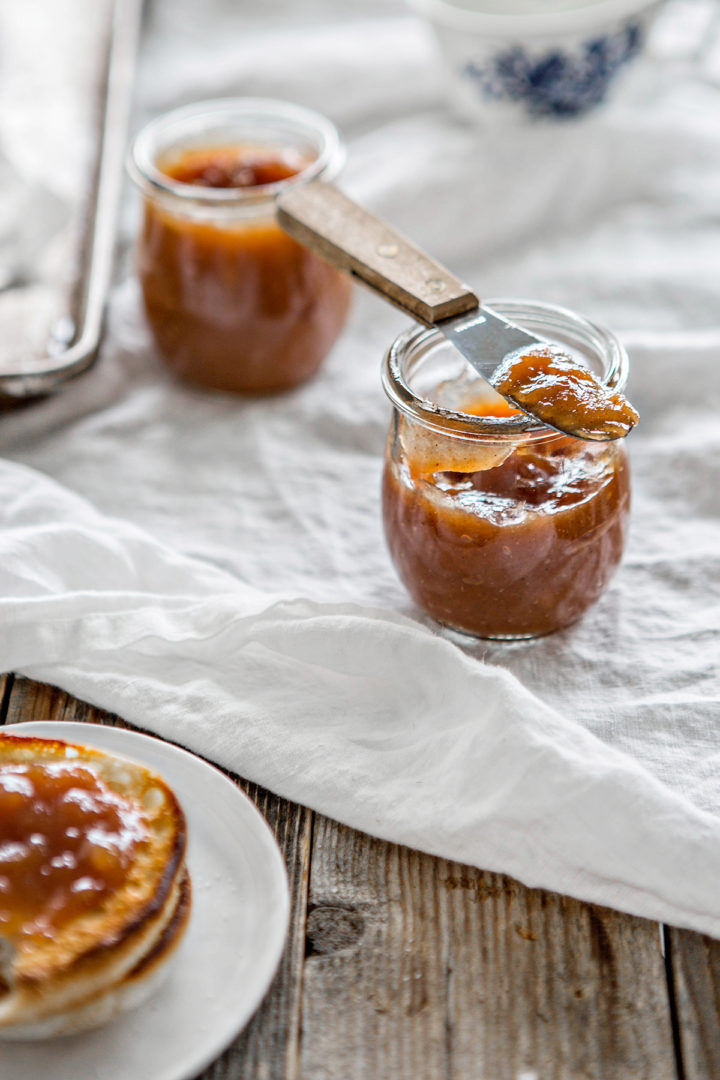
5, 677, 94, 727
0, 673, 12, 722
301, 816, 676, 1080
667, 928, 720, 1079
2, 678, 684, 1080
5, 677, 310, 1080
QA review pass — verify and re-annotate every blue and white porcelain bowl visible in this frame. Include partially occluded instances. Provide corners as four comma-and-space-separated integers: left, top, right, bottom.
409, 0, 664, 121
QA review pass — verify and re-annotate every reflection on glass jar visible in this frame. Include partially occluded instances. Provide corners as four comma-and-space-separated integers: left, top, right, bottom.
381, 300, 632, 640
128, 98, 352, 394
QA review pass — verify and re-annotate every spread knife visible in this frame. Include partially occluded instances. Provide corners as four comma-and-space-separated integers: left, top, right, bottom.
276, 181, 633, 441
276, 181, 540, 396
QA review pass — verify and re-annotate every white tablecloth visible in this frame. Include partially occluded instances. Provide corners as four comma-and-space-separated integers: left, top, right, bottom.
1, 0, 720, 935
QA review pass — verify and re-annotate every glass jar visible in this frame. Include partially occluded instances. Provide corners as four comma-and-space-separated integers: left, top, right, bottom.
381, 299, 632, 640
128, 98, 352, 394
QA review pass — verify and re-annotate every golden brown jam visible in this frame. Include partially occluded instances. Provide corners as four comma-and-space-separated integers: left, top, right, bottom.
0, 761, 147, 941
161, 146, 301, 189
383, 398, 631, 638
138, 146, 352, 394
492, 345, 639, 440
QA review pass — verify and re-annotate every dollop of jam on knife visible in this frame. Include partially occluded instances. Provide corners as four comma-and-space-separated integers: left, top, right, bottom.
492, 345, 639, 441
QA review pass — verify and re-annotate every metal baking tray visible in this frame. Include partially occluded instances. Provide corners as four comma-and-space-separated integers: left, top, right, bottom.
0, 0, 143, 398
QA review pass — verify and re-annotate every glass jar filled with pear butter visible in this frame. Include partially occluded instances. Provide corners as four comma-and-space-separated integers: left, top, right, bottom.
381, 300, 633, 640
128, 98, 351, 394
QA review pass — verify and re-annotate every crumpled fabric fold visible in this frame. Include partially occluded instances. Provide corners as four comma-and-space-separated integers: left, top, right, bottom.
1, 458, 720, 937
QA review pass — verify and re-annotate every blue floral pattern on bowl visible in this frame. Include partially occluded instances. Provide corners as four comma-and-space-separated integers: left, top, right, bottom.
463, 23, 643, 118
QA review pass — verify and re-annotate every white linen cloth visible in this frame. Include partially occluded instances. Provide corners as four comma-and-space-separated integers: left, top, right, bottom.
2, 0, 720, 934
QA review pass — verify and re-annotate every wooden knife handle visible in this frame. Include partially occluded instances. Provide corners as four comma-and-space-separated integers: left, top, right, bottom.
276, 181, 479, 325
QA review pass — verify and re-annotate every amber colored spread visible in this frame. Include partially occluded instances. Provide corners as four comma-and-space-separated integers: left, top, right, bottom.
0, 762, 147, 941
138, 146, 352, 394
161, 146, 304, 188
492, 345, 639, 440
383, 402, 630, 638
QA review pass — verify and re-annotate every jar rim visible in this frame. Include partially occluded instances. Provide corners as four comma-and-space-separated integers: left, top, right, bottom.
127, 97, 345, 211
382, 298, 629, 440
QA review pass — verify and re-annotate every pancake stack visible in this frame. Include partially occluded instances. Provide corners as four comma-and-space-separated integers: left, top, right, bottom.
0, 734, 190, 1039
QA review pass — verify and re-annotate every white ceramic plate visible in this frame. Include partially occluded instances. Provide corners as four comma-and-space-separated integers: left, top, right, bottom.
1, 721, 290, 1080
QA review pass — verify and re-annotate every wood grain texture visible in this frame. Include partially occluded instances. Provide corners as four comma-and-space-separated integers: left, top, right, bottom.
0, 673, 11, 721
2, 677, 311, 1080
276, 181, 478, 324
301, 815, 676, 1080
1, 678, 690, 1080
667, 928, 720, 1079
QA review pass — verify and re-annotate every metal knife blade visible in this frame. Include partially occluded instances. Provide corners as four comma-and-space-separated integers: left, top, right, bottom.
435, 304, 544, 384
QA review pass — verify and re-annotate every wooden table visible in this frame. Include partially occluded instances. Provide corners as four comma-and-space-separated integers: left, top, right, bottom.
3, 674, 719, 1079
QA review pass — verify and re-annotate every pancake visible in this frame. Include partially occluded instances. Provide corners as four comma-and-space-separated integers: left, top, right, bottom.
0, 870, 192, 1040
0, 734, 190, 1038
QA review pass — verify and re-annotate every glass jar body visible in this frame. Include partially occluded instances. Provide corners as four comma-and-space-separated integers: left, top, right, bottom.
381, 301, 632, 640
130, 99, 352, 395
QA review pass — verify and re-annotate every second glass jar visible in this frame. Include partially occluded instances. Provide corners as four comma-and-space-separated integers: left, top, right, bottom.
128, 98, 352, 394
